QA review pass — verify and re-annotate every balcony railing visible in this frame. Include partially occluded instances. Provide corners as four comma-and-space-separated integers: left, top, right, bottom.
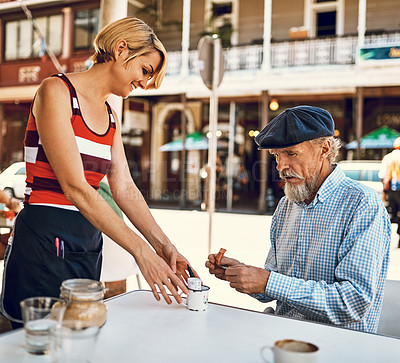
166, 31, 400, 76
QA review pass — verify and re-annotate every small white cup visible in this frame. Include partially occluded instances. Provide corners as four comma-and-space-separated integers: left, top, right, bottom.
182, 285, 210, 311
260, 339, 319, 363
187, 277, 202, 291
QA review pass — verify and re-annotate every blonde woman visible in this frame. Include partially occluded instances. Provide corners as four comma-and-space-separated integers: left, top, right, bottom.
1, 17, 196, 327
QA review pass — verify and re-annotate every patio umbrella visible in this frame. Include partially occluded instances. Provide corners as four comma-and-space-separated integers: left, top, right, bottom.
159, 132, 230, 151
345, 126, 400, 149
159, 132, 208, 152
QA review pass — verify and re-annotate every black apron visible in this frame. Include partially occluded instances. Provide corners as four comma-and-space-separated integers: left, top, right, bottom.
1, 205, 103, 324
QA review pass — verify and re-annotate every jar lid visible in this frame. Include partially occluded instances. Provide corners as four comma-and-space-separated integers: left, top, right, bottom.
60, 278, 104, 301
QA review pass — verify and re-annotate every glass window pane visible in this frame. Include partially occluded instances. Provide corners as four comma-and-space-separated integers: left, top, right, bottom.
212, 2, 232, 17
32, 17, 47, 57
19, 19, 33, 58
74, 9, 99, 50
5, 21, 18, 60
48, 15, 62, 55
74, 10, 89, 49
89, 9, 99, 47
316, 11, 336, 37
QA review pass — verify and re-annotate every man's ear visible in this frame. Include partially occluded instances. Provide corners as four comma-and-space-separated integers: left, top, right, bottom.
321, 139, 331, 160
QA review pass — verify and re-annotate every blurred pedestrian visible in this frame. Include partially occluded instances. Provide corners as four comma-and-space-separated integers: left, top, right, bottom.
379, 136, 400, 247
233, 163, 248, 201
206, 106, 390, 333
1, 17, 196, 328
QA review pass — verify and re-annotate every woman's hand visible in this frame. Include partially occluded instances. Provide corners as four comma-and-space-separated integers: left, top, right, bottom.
135, 245, 189, 305
157, 243, 200, 284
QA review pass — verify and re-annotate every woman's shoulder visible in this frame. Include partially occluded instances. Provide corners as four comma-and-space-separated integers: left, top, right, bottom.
37, 75, 70, 97
33, 75, 72, 115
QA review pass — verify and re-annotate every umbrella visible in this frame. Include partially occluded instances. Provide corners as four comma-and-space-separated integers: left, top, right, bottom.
345, 126, 400, 149
159, 132, 208, 151
159, 132, 228, 151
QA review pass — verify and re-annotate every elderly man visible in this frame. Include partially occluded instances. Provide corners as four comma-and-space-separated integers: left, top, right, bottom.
206, 106, 391, 333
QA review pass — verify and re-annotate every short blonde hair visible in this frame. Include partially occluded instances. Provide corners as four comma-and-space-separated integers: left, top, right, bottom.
91, 17, 167, 89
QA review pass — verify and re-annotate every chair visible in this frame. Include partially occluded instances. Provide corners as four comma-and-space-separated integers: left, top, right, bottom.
377, 279, 400, 338
100, 233, 142, 294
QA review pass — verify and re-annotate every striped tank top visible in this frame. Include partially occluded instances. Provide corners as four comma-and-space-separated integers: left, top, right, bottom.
24, 73, 116, 210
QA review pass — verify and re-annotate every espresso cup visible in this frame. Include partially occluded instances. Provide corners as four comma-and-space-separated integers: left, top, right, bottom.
182, 285, 210, 311
260, 339, 319, 363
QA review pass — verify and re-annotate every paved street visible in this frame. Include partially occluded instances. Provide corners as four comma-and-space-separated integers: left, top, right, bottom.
127, 208, 400, 312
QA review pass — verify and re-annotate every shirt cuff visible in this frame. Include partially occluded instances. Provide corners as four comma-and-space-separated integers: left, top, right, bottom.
265, 271, 293, 302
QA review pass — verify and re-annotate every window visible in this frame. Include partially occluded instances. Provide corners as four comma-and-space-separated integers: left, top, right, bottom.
212, 3, 232, 18
74, 9, 99, 51
205, 0, 238, 47
304, 0, 343, 37
316, 11, 336, 37
4, 15, 62, 61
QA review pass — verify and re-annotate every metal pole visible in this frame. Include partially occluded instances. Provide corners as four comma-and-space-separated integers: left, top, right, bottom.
258, 91, 269, 213
208, 37, 221, 254
179, 93, 187, 208
226, 101, 236, 211
356, 87, 363, 159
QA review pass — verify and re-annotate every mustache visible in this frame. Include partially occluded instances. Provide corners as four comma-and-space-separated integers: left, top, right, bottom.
279, 170, 304, 180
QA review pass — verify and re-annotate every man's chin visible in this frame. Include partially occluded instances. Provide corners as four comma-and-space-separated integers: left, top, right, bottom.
284, 184, 308, 203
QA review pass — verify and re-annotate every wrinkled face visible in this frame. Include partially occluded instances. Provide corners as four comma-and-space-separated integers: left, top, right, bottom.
270, 141, 325, 203
114, 49, 161, 98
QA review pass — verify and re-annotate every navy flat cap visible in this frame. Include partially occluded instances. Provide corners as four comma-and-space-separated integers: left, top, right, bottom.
255, 105, 335, 149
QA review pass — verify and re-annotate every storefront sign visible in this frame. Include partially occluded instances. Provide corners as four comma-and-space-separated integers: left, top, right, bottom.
360, 46, 400, 60
18, 66, 40, 83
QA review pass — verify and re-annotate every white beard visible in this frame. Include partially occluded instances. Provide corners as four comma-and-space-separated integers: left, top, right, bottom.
284, 171, 320, 203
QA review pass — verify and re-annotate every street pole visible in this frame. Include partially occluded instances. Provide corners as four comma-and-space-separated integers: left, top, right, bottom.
226, 101, 236, 211
208, 36, 221, 254
258, 91, 269, 213
179, 93, 187, 208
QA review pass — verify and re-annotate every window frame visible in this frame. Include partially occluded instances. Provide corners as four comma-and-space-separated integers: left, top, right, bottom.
304, 0, 344, 38
73, 7, 100, 52
204, 0, 239, 46
3, 13, 63, 61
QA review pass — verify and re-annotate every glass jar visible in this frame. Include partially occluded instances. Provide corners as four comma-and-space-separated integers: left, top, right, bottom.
60, 279, 107, 328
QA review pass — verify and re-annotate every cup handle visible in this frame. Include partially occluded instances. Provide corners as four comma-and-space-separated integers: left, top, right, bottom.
179, 292, 187, 306
260, 345, 273, 363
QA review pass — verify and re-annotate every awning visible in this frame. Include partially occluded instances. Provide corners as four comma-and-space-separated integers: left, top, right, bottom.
345, 126, 400, 149
0, 85, 38, 102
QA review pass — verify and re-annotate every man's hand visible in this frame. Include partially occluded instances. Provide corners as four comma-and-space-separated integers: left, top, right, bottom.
225, 265, 270, 294
205, 253, 243, 280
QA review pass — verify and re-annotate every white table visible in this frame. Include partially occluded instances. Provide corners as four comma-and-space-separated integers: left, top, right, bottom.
0, 290, 399, 362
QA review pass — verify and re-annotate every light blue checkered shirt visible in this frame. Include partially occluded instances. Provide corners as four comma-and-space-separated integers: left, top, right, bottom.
253, 165, 391, 333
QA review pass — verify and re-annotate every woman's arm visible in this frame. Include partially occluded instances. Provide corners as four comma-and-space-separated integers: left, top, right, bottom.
106, 110, 198, 282
33, 78, 188, 304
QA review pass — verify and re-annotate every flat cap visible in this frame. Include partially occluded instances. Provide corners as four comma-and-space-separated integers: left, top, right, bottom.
255, 105, 335, 149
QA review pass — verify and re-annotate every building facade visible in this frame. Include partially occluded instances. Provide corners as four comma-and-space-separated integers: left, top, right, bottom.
0, 0, 399, 212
